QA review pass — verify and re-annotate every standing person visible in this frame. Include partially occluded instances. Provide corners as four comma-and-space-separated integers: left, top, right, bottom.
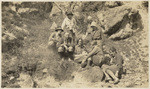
81, 21, 104, 68
61, 10, 77, 34
61, 10, 77, 47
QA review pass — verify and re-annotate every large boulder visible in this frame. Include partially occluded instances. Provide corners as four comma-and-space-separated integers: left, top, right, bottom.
97, 5, 143, 40
108, 23, 134, 40
97, 6, 131, 35
73, 66, 104, 83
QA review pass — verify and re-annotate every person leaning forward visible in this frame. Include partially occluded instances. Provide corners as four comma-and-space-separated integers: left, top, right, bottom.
101, 47, 124, 84
81, 21, 104, 68
48, 26, 64, 53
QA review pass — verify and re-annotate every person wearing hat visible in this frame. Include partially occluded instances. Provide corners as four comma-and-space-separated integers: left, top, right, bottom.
81, 21, 104, 68
61, 10, 77, 33
48, 26, 64, 53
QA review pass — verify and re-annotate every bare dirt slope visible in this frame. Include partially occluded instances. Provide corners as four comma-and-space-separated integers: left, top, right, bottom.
2, 1, 149, 88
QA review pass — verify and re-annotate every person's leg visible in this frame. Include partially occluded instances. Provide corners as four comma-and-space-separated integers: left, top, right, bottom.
48, 41, 58, 54
58, 46, 66, 59
103, 69, 112, 82
87, 58, 92, 66
106, 69, 119, 84
67, 46, 74, 61
115, 71, 119, 78
58, 46, 65, 53
102, 65, 112, 82
81, 46, 99, 64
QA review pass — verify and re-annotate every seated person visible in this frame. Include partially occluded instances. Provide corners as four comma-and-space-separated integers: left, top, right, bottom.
74, 38, 91, 65
102, 47, 124, 84
48, 26, 64, 54
81, 22, 104, 68
63, 32, 75, 53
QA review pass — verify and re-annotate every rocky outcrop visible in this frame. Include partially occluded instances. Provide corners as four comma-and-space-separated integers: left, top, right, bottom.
97, 5, 143, 40
97, 6, 131, 34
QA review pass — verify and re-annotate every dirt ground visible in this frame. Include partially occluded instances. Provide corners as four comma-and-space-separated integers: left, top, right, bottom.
1, 1, 149, 88
16, 17, 149, 88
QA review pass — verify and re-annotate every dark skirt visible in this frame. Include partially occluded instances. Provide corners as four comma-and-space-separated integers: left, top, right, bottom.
92, 54, 104, 66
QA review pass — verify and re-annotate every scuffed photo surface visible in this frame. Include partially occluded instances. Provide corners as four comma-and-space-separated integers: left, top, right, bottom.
1, 1, 149, 88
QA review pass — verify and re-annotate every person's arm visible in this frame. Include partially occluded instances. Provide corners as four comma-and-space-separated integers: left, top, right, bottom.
82, 45, 99, 63
49, 33, 55, 41
83, 46, 88, 53
61, 18, 66, 30
86, 46, 99, 58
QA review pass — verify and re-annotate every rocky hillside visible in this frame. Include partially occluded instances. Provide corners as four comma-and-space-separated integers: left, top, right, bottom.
1, 1, 149, 88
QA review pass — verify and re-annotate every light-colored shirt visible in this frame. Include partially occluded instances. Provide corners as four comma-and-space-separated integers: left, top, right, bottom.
61, 17, 76, 32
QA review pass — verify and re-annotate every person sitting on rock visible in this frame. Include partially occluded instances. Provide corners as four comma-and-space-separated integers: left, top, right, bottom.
74, 38, 91, 66
48, 26, 64, 54
81, 21, 104, 68
101, 47, 124, 84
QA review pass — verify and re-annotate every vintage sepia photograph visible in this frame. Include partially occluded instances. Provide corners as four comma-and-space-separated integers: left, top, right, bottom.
1, 0, 149, 88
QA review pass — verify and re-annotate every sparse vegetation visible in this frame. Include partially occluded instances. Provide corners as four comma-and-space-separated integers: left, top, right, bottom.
2, 1, 149, 88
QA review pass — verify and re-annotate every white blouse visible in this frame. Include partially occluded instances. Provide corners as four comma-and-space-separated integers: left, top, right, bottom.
61, 17, 76, 32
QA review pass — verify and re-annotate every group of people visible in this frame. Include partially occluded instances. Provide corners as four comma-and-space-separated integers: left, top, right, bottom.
48, 10, 124, 84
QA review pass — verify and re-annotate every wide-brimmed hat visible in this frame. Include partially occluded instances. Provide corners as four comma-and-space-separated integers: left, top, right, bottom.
66, 11, 73, 16
55, 26, 63, 32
